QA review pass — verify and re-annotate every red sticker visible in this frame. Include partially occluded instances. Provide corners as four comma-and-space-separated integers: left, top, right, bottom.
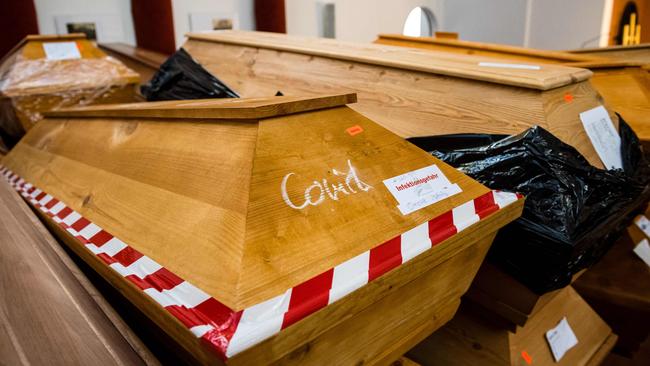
564, 93, 574, 103
521, 350, 533, 365
346, 125, 364, 136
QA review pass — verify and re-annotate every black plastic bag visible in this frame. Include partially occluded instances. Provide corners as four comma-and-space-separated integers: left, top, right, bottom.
409, 117, 650, 293
141, 48, 239, 101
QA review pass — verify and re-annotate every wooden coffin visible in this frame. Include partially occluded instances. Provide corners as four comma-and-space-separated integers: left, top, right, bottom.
573, 210, 650, 357
463, 262, 575, 328
98, 43, 168, 84
0, 94, 523, 364
407, 287, 617, 366
374, 34, 650, 147
0, 175, 155, 365
182, 30, 614, 169
0, 34, 140, 146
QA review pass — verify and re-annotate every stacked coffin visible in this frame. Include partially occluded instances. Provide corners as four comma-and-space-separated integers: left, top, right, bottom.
0, 93, 523, 364
181, 30, 615, 170
0, 34, 140, 149
371, 34, 650, 364
173, 30, 650, 364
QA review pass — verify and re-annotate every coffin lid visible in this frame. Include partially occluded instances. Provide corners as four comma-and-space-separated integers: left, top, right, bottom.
186, 30, 592, 90
45, 93, 357, 119
376, 34, 647, 69
0, 33, 139, 96
6, 94, 517, 311
376, 33, 597, 63
569, 43, 650, 53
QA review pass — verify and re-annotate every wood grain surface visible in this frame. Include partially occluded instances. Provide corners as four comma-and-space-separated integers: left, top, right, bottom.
182, 33, 609, 168
2, 94, 524, 364
2, 96, 505, 310
0, 178, 156, 365
187, 31, 591, 90
374, 34, 649, 145
45, 93, 357, 120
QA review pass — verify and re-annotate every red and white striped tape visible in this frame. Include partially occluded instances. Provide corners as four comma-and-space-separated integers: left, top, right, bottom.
0, 165, 521, 359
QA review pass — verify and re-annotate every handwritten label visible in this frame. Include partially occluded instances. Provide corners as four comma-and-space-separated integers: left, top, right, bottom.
579, 105, 622, 170
281, 160, 372, 210
634, 215, 650, 237
383, 164, 462, 215
42, 42, 81, 60
633, 238, 650, 267
478, 62, 541, 70
545, 317, 578, 362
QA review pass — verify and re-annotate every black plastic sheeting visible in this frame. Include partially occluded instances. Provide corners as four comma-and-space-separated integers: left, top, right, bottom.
141, 48, 239, 101
409, 117, 650, 294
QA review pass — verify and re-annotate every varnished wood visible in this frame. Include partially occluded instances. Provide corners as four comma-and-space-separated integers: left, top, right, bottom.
0, 34, 140, 134
0, 33, 87, 66
408, 286, 616, 366
182, 31, 613, 168
0, 179, 155, 365
2, 95, 524, 364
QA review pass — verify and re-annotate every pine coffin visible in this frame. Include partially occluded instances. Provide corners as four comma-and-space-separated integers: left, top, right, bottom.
183, 30, 613, 169
374, 34, 650, 148
0, 94, 523, 365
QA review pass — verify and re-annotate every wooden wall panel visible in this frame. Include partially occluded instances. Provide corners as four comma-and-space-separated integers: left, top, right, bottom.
0, 0, 38, 58
255, 0, 286, 33
131, 0, 175, 55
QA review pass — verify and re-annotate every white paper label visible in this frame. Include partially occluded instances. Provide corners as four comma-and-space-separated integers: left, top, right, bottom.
545, 317, 578, 362
42, 42, 81, 60
579, 105, 622, 170
634, 215, 650, 237
633, 238, 650, 267
383, 164, 462, 215
478, 62, 541, 70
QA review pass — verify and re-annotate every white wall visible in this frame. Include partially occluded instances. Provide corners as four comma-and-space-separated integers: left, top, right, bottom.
527, 0, 607, 49
171, 0, 255, 47
442, 0, 527, 46
33, 0, 136, 44
286, 0, 445, 43
284, 0, 610, 50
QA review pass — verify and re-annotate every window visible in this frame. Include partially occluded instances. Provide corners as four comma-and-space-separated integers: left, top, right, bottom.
402, 6, 437, 37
